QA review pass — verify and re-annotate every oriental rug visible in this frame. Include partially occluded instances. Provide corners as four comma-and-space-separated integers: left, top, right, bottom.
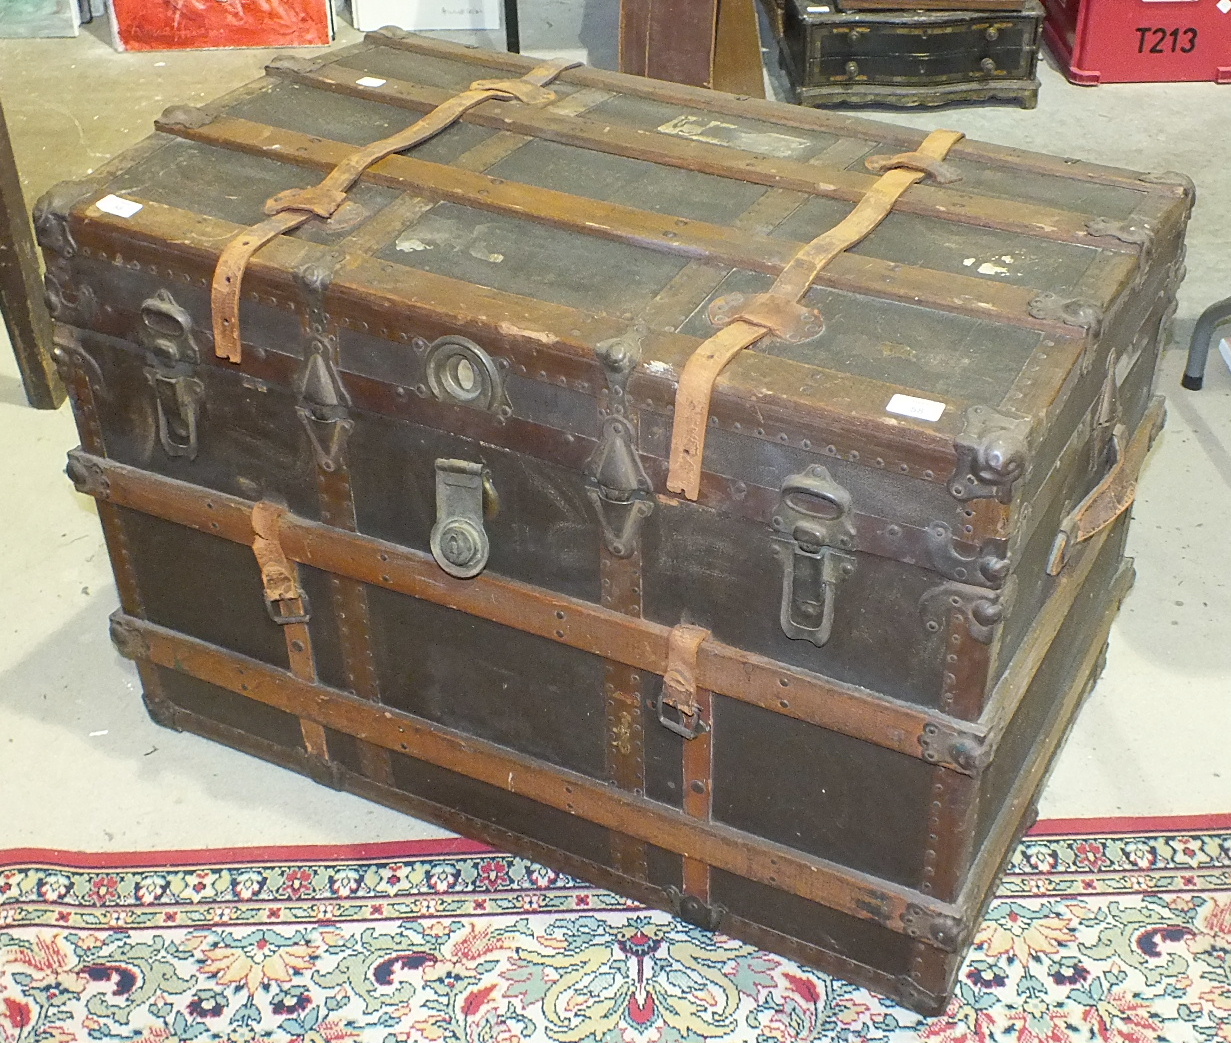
1, 815, 1229, 1042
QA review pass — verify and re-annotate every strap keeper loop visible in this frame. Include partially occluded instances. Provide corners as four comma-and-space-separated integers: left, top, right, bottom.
467, 78, 559, 105
265, 185, 350, 220
864, 151, 962, 184
708, 292, 825, 343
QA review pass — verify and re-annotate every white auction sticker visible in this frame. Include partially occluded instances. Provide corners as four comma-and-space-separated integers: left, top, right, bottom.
94, 194, 143, 219
886, 393, 946, 422
356, 76, 387, 88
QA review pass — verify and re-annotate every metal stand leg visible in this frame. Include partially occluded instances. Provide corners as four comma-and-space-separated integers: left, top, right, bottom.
504, 0, 519, 53
1182, 295, 1231, 391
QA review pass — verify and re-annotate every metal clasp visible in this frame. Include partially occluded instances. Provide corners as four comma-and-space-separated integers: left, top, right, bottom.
147, 371, 204, 460
140, 290, 204, 460
772, 466, 856, 646
656, 687, 709, 740
431, 459, 498, 579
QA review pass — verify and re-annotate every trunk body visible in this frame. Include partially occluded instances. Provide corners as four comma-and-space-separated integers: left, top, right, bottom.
43, 33, 1189, 1014
774, 1, 1045, 109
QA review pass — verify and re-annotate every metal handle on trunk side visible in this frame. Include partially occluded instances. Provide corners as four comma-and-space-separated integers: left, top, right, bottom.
1046, 397, 1165, 575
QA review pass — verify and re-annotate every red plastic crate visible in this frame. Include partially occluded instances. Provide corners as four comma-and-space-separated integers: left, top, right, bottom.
1044, 0, 1231, 83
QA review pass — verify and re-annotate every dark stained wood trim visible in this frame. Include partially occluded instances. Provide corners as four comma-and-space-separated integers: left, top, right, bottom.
155, 114, 1067, 336
74, 452, 991, 774
267, 60, 1129, 252
147, 694, 940, 1012
960, 558, 1131, 913
358, 31, 1163, 194
69, 200, 967, 483
115, 611, 964, 944
65, 322, 986, 578
925, 767, 980, 905
977, 476, 1138, 746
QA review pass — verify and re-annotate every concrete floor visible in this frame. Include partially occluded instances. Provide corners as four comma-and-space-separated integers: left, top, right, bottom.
1, 11, 1228, 853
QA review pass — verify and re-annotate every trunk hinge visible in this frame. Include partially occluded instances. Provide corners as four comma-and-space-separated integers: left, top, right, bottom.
294, 257, 353, 473
771, 466, 857, 646
585, 325, 654, 558
139, 290, 204, 460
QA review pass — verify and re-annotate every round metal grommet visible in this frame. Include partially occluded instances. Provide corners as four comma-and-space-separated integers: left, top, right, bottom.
424, 335, 505, 412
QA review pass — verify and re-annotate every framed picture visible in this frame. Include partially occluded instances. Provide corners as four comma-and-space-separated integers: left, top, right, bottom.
108, 0, 333, 51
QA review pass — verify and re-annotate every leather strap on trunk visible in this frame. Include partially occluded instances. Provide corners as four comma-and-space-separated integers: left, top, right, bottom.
210, 58, 580, 364
661, 622, 717, 905
252, 500, 304, 611
661, 622, 712, 724
665, 129, 965, 501
252, 500, 327, 755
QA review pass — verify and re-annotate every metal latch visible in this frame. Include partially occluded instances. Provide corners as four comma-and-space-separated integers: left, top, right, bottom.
431, 459, 499, 579
139, 291, 203, 460
771, 466, 856, 646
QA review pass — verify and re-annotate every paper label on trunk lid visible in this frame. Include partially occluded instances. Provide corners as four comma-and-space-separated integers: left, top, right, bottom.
94, 194, 143, 219
886, 394, 946, 422
656, 116, 812, 159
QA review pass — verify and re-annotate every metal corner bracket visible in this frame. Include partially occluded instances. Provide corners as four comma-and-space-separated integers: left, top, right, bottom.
919, 717, 992, 774
920, 580, 1007, 646
664, 885, 726, 932
109, 611, 151, 661
949, 405, 1030, 504
902, 903, 966, 951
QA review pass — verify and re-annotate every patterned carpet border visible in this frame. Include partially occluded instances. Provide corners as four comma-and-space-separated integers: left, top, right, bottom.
1, 814, 1230, 1042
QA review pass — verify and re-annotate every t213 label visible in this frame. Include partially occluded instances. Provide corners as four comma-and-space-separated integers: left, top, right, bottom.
1135, 27, 1199, 54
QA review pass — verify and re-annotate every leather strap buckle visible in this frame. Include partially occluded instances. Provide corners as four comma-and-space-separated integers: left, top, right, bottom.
657, 623, 712, 739
252, 501, 311, 625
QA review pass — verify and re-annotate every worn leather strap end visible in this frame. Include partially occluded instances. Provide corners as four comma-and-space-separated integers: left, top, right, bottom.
662, 622, 713, 713
212, 210, 307, 363
708, 292, 825, 343
252, 500, 304, 605
470, 58, 582, 103
467, 79, 558, 105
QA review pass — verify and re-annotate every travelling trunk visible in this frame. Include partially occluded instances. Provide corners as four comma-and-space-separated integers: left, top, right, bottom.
770, 1, 1045, 109
42, 32, 1190, 1014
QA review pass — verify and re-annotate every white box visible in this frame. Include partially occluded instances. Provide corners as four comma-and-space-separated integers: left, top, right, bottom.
351, 0, 501, 32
